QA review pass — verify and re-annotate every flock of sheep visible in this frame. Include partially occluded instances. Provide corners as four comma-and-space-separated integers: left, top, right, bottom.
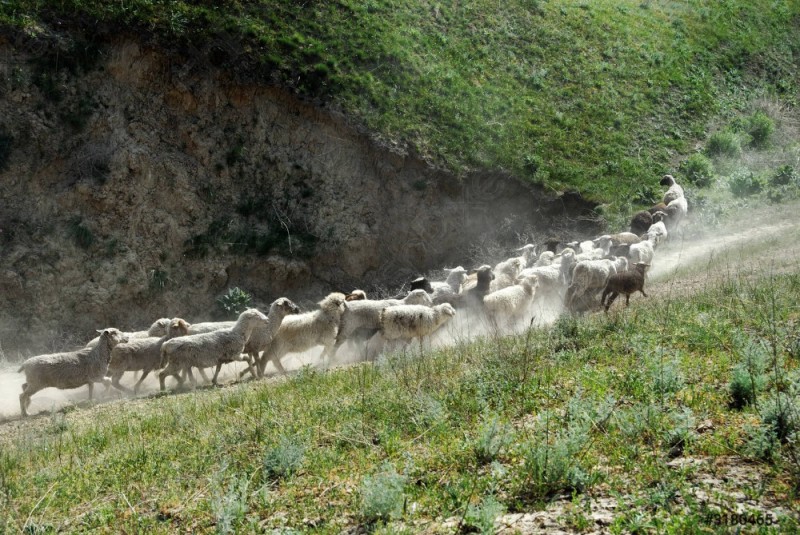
15, 175, 688, 417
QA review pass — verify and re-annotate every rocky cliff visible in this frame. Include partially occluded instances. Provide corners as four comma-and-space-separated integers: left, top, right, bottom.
0, 35, 597, 355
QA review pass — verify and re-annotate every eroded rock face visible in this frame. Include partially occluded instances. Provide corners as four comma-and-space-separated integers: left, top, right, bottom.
0, 37, 597, 354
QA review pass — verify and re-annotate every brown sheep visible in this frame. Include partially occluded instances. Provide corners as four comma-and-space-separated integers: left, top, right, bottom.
601, 263, 649, 311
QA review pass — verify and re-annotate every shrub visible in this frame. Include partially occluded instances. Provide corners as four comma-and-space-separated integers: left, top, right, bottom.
729, 170, 765, 197
729, 365, 765, 409
359, 463, 406, 524
706, 130, 741, 158
211, 472, 249, 535
679, 153, 714, 188
760, 394, 799, 443
473, 414, 513, 465
463, 495, 505, 535
742, 424, 779, 462
263, 435, 306, 480
747, 111, 774, 149
770, 165, 798, 187
216, 287, 253, 318
662, 408, 695, 457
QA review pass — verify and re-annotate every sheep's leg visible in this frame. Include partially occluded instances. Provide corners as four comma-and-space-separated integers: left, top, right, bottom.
625, 294, 631, 307
185, 367, 198, 387
19, 384, 40, 417
211, 363, 223, 386
87, 382, 94, 401
133, 369, 152, 394
158, 369, 169, 391
111, 372, 133, 394
604, 292, 619, 312
640, 289, 648, 297
196, 367, 210, 383
270, 356, 288, 375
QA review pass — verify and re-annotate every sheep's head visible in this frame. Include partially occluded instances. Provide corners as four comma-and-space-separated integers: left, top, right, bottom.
651, 210, 667, 223
345, 290, 367, 302
660, 174, 676, 186
96, 328, 128, 350
472, 265, 494, 283
149, 318, 172, 336
518, 274, 539, 293
436, 303, 457, 318
272, 297, 301, 317
410, 277, 434, 294
634, 262, 650, 274
168, 318, 190, 337
320, 292, 348, 315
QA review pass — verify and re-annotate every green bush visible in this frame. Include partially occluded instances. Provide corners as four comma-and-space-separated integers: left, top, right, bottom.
770, 165, 798, 187
728, 170, 765, 197
747, 111, 775, 149
216, 287, 253, 318
263, 435, 305, 480
706, 130, 741, 158
679, 153, 714, 188
359, 463, 406, 524
463, 495, 506, 535
473, 414, 513, 465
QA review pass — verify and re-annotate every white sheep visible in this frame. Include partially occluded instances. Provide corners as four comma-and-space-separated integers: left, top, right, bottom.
660, 174, 685, 205
519, 248, 577, 295
85, 318, 170, 348
490, 257, 524, 292
107, 318, 191, 394
259, 292, 348, 375
371, 303, 457, 356
158, 308, 268, 390
663, 196, 688, 232
430, 267, 468, 303
645, 219, 668, 248
331, 290, 433, 360
238, 298, 301, 377
566, 256, 629, 311
534, 251, 556, 267
628, 237, 655, 267
18, 328, 128, 416
483, 274, 539, 329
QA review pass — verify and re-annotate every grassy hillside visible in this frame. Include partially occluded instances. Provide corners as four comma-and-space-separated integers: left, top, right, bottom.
1, 206, 800, 532
1, 0, 798, 210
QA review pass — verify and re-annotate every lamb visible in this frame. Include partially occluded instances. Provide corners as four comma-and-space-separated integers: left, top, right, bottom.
331, 290, 433, 359
660, 174, 684, 205
483, 275, 539, 328
645, 218, 668, 247
240, 298, 302, 377
373, 303, 457, 354
628, 238, 655, 267
630, 210, 653, 236
648, 202, 668, 215
85, 318, 170, 347
259, 292, 348, 375
158, 308, 268, 390
107, 318, 190, 394
607, 232, 641, 246
602, 262, 649, 311
565, 256, 629, 311
18, 328, 128, 416
519, 248, 577, 295
430, 267, 468, 303
490, 257, 524, 292
389, 276, 435, 300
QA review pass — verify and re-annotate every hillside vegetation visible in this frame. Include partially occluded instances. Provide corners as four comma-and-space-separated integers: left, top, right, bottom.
1, 0, 799, 210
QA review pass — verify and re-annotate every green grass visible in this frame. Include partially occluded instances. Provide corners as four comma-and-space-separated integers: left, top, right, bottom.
1, 0, 798, 212
2, 263, 799, 532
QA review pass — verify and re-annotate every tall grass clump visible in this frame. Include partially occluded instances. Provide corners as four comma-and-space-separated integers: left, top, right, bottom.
746, 111, 775, 149
706, 130, 742, 158
473, 413, 513, 465
216, 287, 253, 318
